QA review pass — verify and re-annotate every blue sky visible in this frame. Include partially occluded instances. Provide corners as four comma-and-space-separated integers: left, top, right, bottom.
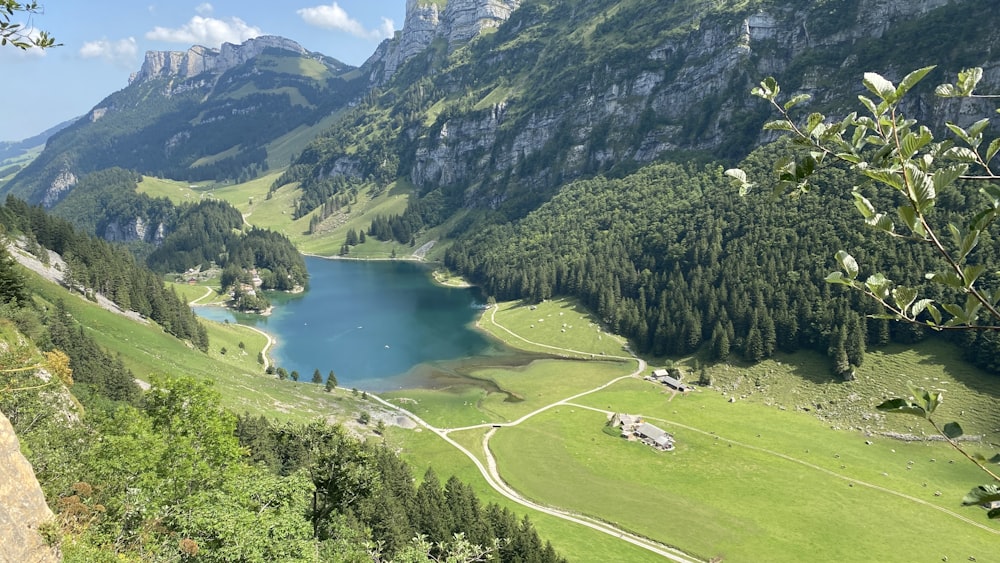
0, 1, 407, 141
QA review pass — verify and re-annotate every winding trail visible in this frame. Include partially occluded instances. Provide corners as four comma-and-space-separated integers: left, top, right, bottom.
188, 286, 215, 305
369, 306, 700, 562
370, 303, 1000, 559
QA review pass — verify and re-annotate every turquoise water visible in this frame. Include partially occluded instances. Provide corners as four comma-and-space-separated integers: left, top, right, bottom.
194, 257, 509, 391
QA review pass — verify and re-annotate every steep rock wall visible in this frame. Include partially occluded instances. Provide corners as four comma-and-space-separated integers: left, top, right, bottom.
367, 0, 521, 84
0, 410, 59, 563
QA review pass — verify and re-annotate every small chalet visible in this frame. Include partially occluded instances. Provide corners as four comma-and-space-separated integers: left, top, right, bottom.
635, 422, 675, 451
647, 368, 690, 392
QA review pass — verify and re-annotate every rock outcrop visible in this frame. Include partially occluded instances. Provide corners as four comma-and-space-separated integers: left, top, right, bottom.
367, 0, 521, 84
130, 35, 309, 84
0, 410, 59, 563
401, 0, 981, 206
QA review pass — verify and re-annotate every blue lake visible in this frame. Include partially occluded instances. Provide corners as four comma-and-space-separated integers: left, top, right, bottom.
194, 256, 519, 391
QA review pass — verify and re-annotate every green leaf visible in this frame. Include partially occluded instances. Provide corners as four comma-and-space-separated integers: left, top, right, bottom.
963, 264, 987, 288
961, 484, 1000, 506
932, 165, 967, 192
942, 422, 963, 439
935, 83, 959, 97
926, 271, 964, 289
958, 67, 984, 94
943, 146, 978, 162
825, 271, 852, 286
783, 94, 811, 111
836, 250, 859, 280
863, 72, 897, 102
986, 138, 1000, 165
900, 128, 932, 160
910, 385, 942, 415
892, 286, 918, 315
868, 213, 894, 234
752, 77, 779, 100
865, 273, 892, 299
875, 398, 926, 417
946, 123, 971, 145
862, 168, 904, 190
851, 192, 875, 218
858, 95, 878, 117
905, 164, 935, 212
897, 205, 922, 235
895, 66, 935, 98
926, 302, 942, 325
968, 118, 990, 139
763, 120, 795, 132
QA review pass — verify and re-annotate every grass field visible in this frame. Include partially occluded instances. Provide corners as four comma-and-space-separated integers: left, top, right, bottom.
390, 297, 1000, 562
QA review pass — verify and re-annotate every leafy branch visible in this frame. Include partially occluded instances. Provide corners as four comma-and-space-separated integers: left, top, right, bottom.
0, 1, 57, 50
727, 67, 1000, 519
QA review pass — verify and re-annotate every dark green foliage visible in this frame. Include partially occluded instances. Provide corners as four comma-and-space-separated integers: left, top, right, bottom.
0, 245, 27, 306
312, 368, 323, 384
2, 196, 209, 351
447, 151, 997, 374
232, 416, 567, 562
44, 300, 141, 405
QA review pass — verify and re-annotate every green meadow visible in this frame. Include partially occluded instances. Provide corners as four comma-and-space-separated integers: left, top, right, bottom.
23, 269, 369, 424
390, 297, 1000, 562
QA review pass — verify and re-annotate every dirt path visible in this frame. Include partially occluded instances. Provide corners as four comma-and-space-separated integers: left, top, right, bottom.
188, 286, 215, 305
369, 307, 700, 562
411, 240, 435, 260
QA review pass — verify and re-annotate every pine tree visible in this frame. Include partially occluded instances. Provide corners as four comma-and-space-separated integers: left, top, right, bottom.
312, 369, 323, 384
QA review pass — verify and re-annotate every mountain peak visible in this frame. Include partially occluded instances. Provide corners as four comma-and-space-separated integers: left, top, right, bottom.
130, 35, 308, 85
367, 0, 520, 84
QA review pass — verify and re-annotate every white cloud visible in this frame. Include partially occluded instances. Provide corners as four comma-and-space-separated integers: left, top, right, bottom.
297, 2, 394, 40
195, 3, 214, 16
79, 37, 139, 67
145, 15, 262, 47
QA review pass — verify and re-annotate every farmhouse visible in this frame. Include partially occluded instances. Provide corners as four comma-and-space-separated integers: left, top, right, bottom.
635, 422, 675, 451
647, 368, 691, 392
608, 413, 675, 451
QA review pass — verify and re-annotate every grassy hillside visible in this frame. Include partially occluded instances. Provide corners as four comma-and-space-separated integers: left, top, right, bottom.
388, 298, 1000, 562
22, 266, 369, 424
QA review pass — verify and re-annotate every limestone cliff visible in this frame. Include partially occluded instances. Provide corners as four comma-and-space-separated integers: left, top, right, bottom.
130, 35, 309, 85
0, 410, 59, 563
399, 0, 994, 206
367, 0, 520, 84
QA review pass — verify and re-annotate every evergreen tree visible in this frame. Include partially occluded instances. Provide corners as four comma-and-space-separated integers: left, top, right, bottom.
312, 368, 323, 384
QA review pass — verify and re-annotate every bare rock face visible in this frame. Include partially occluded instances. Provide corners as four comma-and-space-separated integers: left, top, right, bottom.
368, 0, 521, 84
41, 169, 76, 208
0, 410, 59, 563
130, 35, 309, 84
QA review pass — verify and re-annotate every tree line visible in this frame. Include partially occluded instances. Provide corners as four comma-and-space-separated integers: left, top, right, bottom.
1, 196, 209, 351
445, 150, 997, 377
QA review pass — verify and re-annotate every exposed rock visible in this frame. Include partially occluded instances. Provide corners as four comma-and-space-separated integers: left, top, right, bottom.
102, 216, 168, 245
130, 35, 309, 85
0, 410, 59, 563
367, 0, 521, 84
41, 169, 76, 208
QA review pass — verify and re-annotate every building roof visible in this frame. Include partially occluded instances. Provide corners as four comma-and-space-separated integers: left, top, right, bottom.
636, 422, 668, 440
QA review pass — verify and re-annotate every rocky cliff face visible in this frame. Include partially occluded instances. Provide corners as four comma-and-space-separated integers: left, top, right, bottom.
130, 35, 309, 84
103, 216, 167, 245
367, 0, 521, 84
402, 0, 990, 207
0, 410, 59, 563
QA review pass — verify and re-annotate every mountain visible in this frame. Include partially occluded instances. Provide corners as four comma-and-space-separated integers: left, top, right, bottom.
2, 35, 366, 207
0, 117, 77, 162
287, 0, 999, 226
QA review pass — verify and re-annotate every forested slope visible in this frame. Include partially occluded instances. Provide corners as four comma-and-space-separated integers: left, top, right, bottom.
446, 144, 1000, 376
